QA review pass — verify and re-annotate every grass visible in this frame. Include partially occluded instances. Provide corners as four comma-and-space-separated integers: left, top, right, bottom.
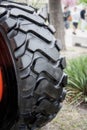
40, 103, 87, 130
65, 56, 87, 105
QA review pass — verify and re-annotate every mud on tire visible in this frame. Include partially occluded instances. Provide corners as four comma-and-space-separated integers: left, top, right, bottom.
0, 1, 67, 130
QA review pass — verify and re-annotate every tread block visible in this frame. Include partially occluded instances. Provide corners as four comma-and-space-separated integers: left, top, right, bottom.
20, 23, 53, 43
36, 99, 59, 115
1, 1, 34, 13
55, 39, 63, 51
39, 13, 47, 20
60, 89, 66, 102
22, 76, 36, 97
2, 17, 17, 32
14, 44, 26, 58
22, 97, 37, 112
0, 7, 7, 17
33, 58, 63, 81
35, 79, 63, 99
60, 74, 67, 87
19, 19, 31, 25
35, 114, 48, 127
48, 25, 56, 34
10, 8, 44, 26
60, 57, 66, 69
28, 36, 59, 61
14, 32, 26, 49
20, 51, 33, 70
20, 67, 30, 79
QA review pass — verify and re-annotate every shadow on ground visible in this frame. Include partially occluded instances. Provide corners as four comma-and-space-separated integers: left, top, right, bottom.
40, 102, 87, 130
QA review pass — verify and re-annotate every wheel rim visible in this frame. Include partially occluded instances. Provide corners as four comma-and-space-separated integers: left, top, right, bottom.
0, 68, 3, 102
0, 30, 18, 129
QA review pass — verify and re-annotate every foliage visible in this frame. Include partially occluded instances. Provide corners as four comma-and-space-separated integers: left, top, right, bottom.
79, 0, 87, 3
65, 56, 87, 105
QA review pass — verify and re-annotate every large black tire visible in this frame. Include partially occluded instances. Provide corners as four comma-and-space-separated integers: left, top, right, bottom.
0, 1, 67, 130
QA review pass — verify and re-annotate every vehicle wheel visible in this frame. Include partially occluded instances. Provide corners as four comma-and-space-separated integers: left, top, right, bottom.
0, 1, 67, 130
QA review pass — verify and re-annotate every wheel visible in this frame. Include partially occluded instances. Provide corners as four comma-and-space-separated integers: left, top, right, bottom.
0, 1, 67, 130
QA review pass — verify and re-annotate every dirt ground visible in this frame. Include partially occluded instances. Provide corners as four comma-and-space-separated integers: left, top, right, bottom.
40, 102, 87, 130
40, 45, 87, 130
61, 45, 87, 59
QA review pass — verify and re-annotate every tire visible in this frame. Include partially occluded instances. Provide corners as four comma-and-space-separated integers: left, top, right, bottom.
0, 1, 67, 130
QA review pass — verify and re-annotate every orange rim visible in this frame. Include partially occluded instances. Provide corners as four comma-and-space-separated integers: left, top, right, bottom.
0, 68, 3, 101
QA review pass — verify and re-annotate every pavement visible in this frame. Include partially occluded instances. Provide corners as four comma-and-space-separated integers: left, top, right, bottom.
65, 29, 87, 47
61, 28, 87, 59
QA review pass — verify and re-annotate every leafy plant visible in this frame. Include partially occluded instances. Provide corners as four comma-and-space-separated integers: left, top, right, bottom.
65, 56, 87, 105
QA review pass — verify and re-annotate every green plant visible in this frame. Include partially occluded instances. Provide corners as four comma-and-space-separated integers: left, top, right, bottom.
65, 56, 87, 105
